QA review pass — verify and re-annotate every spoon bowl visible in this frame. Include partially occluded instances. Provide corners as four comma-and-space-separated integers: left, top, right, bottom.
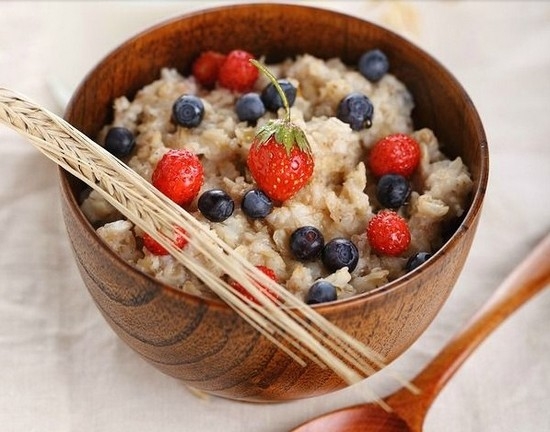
293, 233, 550, 431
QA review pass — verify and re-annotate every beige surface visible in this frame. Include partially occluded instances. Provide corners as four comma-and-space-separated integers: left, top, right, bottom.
1, 1, 549, 431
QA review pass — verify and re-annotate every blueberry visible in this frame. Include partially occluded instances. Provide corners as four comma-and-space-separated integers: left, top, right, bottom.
305, 280, 338, 305
261, 79, 297, 112
321, 238, 359, 273
358, 49, 389, 82
235, 92, 266, 123
376, 174, 412, 209
104, 127, 135, 158
241, 189, 273, 219
337, 92, 374, 130
290, 226, 325, 261
172, 94, 204, 127
406, 252, 433, 272
198, 189, 235, 222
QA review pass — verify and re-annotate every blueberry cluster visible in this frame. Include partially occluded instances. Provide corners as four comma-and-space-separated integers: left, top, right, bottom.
196, 188, 274, 221
194, 186, 358, 305
372, 174, 433, 269
235, 79, 297, 124
335, 49, 391, 132
289, 226, 359, 305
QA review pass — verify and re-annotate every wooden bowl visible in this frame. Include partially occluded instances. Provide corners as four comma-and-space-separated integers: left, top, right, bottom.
60, 3, 488, 402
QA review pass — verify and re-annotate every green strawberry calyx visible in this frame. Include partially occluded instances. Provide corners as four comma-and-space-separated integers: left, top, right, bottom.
250, 59, 312, 155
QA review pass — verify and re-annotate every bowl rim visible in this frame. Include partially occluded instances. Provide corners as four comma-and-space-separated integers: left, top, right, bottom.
60, 2, 489, 313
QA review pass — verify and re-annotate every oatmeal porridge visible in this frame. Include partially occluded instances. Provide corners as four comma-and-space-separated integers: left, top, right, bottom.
80, 51, 473, 303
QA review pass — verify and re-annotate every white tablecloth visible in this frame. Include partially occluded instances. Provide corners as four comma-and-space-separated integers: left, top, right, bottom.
1, 1, 549, 431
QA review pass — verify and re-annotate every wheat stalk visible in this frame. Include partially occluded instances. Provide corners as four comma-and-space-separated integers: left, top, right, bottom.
0, 88, 416, 403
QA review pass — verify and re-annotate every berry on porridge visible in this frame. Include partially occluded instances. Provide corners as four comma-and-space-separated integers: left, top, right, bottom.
368, 133, 421, 178
218, 49, 259, 92
198, 189, 235, 222
81, 49, 473, 304
191, 50, 226, 88
290, 226, 325, 262
322, 238, 360, 273
305, 280, 338, 305
376, 173, 411, 209
235, 92, 266, 124
406, 251, 433, 272
336, 92, 374, 131
142, 226, 188, 256
241, 188, 273, 219
229, 265, 280, 304
151, 148, 204, 206
104, 126, 135, 158
171, 94, 205, 128
246, 59, 314, 203
358, 49, 390, 83
367, 209, 411, 256
261, 79, 297, 112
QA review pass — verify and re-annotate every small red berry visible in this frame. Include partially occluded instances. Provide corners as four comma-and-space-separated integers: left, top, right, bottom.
368, 133, 420, 178
218, 50, 259, 92
152, 149, 204, 206
191, 50, 226, 88
230, 265, 281, 304
246, 60, 314, 202
142, 227, 188, 256
247, 136, 314, 202
367, 210, 411, 256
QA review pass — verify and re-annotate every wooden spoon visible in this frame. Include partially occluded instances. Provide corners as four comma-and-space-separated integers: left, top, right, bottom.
292, 233, 550, 432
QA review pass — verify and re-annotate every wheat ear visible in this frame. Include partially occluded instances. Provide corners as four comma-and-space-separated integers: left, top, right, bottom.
0, 88, 418, 405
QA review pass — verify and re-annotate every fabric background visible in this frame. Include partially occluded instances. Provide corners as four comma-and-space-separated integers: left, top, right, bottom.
1, 1, 549, 431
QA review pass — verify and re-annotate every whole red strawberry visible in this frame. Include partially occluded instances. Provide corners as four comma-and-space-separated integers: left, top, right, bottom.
152, 149, 204, 206
142, 227, 188, 256
191, 50, 226, 88
230, 265, 281, 304
246, 60, 314, 202
218, 50, 259, 92
367, 209, 411, 256
368, 133, 420, 178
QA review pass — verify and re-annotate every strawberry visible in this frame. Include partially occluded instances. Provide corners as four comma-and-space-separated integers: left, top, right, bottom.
191, 50, 226, 88
246, 60, 314, 202
218, 50, 259, 92
230, 265, 281, 304
368, 133, 420, 178
366, 209, 411, 256
142, 227, 188, 256
152, 149, 204, 206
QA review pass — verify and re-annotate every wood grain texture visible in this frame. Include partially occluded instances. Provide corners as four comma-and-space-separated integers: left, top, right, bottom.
59, 3, 488, 401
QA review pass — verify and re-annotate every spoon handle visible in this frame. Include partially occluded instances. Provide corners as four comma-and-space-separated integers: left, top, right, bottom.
389, 232, 550, 418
